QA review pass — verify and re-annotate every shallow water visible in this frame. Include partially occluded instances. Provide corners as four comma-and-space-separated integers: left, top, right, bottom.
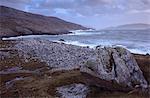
3, 30, 150, 54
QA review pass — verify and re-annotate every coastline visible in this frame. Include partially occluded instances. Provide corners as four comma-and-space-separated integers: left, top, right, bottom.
2, 32, 150, 55
0, 40, 149, 97
0, 4, 149, 98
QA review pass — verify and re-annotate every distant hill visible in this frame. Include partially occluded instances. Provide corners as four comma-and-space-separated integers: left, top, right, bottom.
0, 6, 88, 38
104, 23, 150, 30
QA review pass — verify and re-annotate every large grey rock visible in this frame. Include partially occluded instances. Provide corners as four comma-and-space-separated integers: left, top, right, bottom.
56, 84, 89, 98
80, 47, 148, 89
5, 39, 147, 90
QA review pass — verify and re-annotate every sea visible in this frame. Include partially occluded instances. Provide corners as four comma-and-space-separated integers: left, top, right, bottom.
3, 30, 150, 54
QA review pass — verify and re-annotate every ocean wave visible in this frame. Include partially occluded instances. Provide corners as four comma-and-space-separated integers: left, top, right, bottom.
61, 41, 150, 54
2, 31, 150, 55
2, 35, 44, 40
68, 30, 105, 36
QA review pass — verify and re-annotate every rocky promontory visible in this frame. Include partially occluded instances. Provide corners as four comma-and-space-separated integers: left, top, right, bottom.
0, 6, 88, 38
0, 39, 149, 98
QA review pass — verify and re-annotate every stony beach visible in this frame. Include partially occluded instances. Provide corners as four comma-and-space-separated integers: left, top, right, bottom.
0, 39, 149, 98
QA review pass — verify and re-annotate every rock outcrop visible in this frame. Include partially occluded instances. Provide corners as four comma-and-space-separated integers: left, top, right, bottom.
80, 47, 148, 90
0, 40, 148, 91
0, 6, 88, 38
56, 83, 89, 98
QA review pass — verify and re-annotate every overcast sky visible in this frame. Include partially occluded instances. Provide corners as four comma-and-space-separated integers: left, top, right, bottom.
1, 0, 150, 29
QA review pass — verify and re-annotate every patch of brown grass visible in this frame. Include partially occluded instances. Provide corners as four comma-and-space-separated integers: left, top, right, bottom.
47, 69, 85, 96
133, 54, 150, 84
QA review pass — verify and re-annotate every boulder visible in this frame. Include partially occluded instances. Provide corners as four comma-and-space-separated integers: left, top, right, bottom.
56, 83, 89, 98
80, 47, 148, 90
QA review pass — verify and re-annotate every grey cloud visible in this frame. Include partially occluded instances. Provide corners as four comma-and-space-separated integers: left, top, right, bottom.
0, 0, 149, 29
141, 0, 150, 4
37, 0, 150, 16
0, 0, 150, 16
0, 0, 31, 3
0, 0, 32, 11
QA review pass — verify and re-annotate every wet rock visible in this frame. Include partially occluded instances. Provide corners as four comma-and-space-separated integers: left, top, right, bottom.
59, 39, 65, 42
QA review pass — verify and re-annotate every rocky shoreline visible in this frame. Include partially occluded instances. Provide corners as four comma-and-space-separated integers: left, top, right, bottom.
0, 39, 150, 98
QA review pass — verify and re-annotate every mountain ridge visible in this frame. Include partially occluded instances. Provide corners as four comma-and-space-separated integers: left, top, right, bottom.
0, 6, 88, 38
104, 23, 150, 30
